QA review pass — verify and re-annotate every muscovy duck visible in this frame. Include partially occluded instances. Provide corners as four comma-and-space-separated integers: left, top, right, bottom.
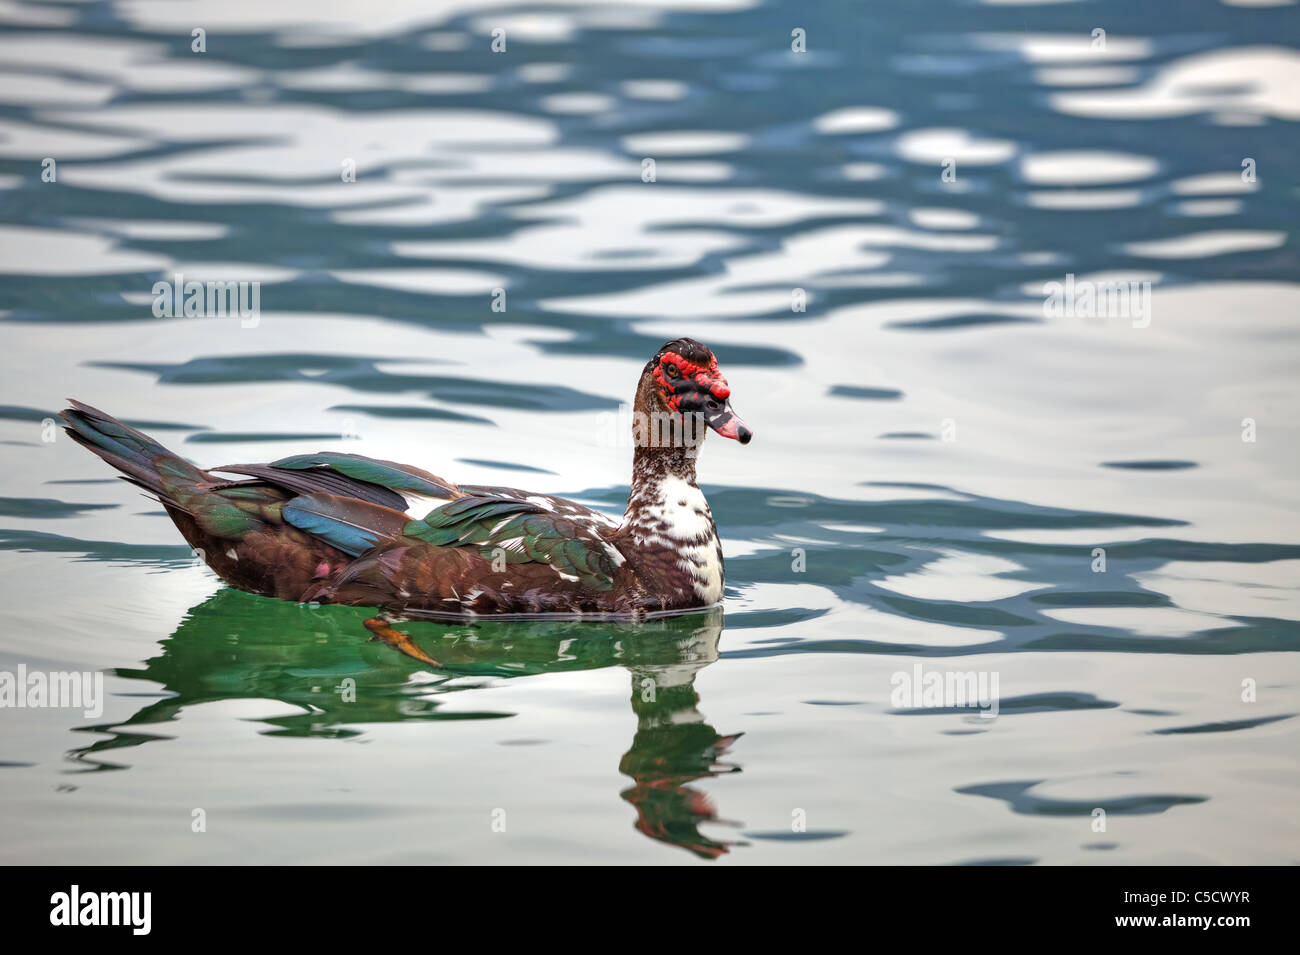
60, 338, 752, 619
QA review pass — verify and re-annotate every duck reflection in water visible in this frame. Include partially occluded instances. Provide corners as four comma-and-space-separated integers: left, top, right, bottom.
619, 632, 743, 859
71, 591, 743, 859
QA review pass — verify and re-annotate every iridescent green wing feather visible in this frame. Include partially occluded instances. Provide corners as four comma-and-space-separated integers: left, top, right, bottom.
406, 496, 620, 591
267, 452, 456, 499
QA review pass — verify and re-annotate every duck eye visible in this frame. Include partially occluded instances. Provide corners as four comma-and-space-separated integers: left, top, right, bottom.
706, 398, 721, 411
664, 363, 680, 379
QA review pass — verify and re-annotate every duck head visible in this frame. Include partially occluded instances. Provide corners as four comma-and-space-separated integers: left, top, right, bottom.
639, 338, 753, 446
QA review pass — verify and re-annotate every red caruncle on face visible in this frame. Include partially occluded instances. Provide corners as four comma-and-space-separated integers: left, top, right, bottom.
654, 350, 730, 411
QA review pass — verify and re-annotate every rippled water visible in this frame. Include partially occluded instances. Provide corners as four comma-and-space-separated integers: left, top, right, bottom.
1, 0, 1298, 864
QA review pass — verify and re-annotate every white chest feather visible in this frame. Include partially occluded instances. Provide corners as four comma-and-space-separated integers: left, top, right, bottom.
635, 475, 724, 604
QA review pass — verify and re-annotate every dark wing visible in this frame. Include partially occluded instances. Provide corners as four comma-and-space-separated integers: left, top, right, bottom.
191, 451, 459, 559
280, 493, 411, 556
405, 494, 624, 591
212, 451, 459, 511
460, 485, 624, 529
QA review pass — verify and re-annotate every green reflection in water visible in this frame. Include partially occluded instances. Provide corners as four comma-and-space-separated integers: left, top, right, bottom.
73, 590, 743, 859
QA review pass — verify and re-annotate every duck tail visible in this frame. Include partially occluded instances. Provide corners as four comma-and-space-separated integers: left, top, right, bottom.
59, 399, 208, 501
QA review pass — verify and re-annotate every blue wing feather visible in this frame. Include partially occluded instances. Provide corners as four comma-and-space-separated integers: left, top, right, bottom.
283, 493, 408, 557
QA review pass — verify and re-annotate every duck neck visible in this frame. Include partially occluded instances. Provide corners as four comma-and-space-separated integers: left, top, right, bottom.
623, 378, 708, 523
619, 382, 724, 604
623, 422, 714, 544
622, 417, 723, 604
623, 375, 717, 532
627, 441, 700, 525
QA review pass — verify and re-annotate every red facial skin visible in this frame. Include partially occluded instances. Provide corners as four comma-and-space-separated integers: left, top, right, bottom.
653, 351, 731, 411
653, 349, 752, 444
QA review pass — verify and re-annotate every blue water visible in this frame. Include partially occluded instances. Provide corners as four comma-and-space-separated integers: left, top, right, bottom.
1, 0, 1298, 863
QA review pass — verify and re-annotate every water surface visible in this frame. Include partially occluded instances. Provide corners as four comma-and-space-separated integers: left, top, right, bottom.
1, 0, 1298, 864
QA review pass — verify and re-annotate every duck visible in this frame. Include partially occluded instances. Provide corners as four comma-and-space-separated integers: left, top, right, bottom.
60, 338, 752, 620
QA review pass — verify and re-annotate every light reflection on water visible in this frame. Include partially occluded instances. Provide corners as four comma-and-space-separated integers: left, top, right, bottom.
1, 0, 1298, 863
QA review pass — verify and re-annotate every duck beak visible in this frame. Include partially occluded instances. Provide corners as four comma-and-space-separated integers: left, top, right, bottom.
707, 400, 753, 444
